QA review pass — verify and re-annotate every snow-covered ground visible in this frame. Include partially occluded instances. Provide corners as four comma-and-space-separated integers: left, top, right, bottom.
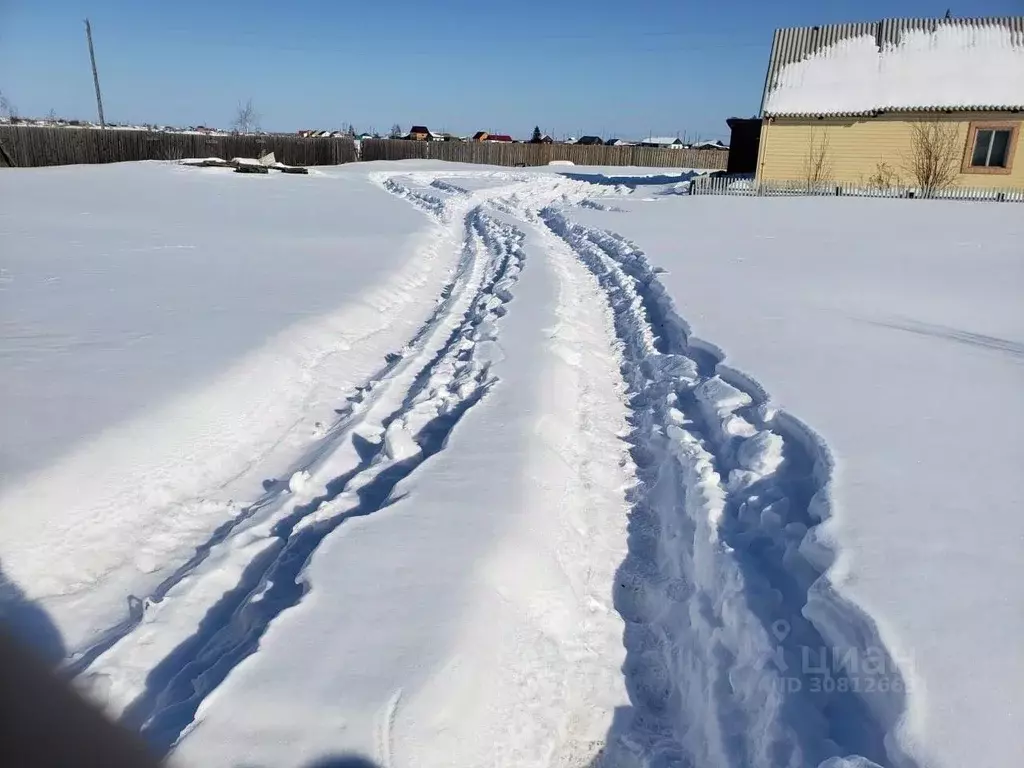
569, 193, 1024, 768
1, 160, 1020, 768
0, 163, 452, 653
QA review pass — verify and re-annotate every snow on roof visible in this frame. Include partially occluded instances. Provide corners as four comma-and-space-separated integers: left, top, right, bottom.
765, 18, 1024, 116
640, 137, 682, 145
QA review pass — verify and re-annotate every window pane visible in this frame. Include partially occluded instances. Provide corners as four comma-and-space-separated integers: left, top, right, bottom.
989, 130, 1011, 167
972, 130, 993, 166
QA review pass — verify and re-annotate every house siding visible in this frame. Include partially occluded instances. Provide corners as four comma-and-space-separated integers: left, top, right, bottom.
756, 112, 1024, 188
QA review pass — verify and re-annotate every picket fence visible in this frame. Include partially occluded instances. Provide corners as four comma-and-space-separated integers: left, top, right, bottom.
690, 174, 1024, 202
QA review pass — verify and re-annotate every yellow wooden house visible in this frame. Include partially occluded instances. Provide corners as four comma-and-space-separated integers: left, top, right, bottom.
756, 16, 1024, 189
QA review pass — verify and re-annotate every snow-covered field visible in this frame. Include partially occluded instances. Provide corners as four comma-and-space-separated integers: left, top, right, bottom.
1, 160, 1020, 768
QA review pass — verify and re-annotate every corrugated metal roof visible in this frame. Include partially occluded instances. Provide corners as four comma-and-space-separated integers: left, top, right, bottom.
760, 16, 1024, 116
774, 105, 1024, 119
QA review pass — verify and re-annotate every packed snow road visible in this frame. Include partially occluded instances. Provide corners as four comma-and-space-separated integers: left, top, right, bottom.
1, 161, 1021, 768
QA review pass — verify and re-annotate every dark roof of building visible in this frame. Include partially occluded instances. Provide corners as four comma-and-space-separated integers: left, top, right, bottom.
576, 135, 604, 145
409, 125, 431, 134
726, 117, 761, 128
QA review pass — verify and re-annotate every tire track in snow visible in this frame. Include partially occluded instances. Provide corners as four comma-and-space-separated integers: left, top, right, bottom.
380, 177, 448, 219
64, 169, 918, 768
143, 209, 523, 754
64, 180, 481, 678
429, 178, 471, 196
377, 688, 403, 768
75, 179, 527, 754
541, 208, 915, 768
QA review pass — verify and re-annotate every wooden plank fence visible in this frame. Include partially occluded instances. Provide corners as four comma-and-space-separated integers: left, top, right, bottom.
0, 127, 728, 170
0, 126, 357, 168
360, 139, 729, 169
690, 174, 1024, 202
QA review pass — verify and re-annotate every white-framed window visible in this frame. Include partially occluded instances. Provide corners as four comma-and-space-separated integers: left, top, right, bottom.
963, 122, 1018, 175
970, 129, 1012, 167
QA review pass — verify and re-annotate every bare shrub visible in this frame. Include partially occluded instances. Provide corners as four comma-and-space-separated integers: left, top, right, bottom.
867, 161, 901, 190
902, 122, 960, 196
802, 129, 832, 190
0, 91, 17, 120
232, 99, 261, 134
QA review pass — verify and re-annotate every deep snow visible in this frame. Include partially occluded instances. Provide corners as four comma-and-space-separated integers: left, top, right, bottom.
571, 192, 1024, 768
0, 162, 462, 651
171, 176, 634, 768
1, 160, 1021, 768
1, 163, 424, 485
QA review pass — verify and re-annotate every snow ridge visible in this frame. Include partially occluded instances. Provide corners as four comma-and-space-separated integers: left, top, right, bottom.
75, 180, 526, 755
65, 186, 486, 681
542, 208, 914, 768
381, 177, 449, 219
428, 178, 471, 196
157, 209, 522, 753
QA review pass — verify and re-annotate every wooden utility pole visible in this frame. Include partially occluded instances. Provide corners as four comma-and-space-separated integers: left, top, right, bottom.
84, 19, 105, 126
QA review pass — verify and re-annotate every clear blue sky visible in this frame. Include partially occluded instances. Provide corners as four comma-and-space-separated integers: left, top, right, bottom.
2, 0, 1021, 140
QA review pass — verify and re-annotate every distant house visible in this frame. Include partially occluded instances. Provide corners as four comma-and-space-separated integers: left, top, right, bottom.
639, 136, 685, 148
606, 138, 631, 146
576, 135, 604, 146
691, 139, 729, 150
757, 15, 1024, 187
564, 137, 577, 145
472, 131, 514, 142
529, 133, 554, 144
406, 125, 443, 141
